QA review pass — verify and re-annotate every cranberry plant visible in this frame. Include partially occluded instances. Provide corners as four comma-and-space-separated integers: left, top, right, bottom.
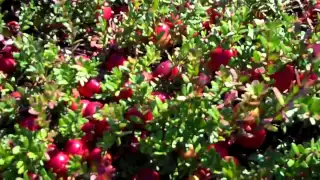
1, 0, 320, 179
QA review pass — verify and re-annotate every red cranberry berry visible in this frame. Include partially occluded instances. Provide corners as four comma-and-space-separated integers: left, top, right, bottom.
153, 23, 171, 47
105, 53, 127, 71
83, 101, 103, 117
46, 152, 70, 176
133, 168, 160, 180
19, 116, 40, 131
64, 139, 89, 158
207, 142, 228, 158
152, 60, 173, 78
78, 79, 101, 98
208, 47, 236, 72
271, 65, 295, 92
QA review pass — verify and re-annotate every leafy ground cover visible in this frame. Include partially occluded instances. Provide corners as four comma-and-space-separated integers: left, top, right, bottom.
1, 0, 320, 179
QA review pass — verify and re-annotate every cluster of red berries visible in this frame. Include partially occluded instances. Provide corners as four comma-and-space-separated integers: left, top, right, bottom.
1, 1, 320, 179
0, 36, 18, 74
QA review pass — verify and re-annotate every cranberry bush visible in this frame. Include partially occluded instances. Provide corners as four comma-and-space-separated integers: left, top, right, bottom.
1, 0, 320, 179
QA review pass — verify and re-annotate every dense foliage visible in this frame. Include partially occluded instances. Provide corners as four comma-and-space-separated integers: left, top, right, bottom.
1, 0, 320, 179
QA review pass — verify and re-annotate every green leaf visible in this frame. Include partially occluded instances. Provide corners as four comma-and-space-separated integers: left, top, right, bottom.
310, 97, 320, 114
248, 25, 254, 39
265, 124, 278, 132
291, 143, 300, 156
176, 96, 187, 101
101, 133, 116, 149
18, 166, 25, 174
181, 74, 190, 83
287, 159, 295, 167
16, 161, 24, 169
311, 138, 315, 150
152, 0, 159, 12
300, 161, 309, 168
310, 117, 316, 125
12, 146, 21, 155
252, 50, 261, 62
38, 129, 48, 139
27, 152, 37, 160
258, 35, 268, 48
306, 153, 313, 163
273, 87, 285, 107
155, 97, 164, 110
207, 107, 220, 121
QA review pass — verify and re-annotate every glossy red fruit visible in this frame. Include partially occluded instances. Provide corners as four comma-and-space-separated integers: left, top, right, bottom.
27, 171, 38, 180
309, 3, 320, 21
7, 21, 20, 33
0, 56, 16, 73
93, 119, 110, 137
47, 144, 59, 157
208, 47, 235, 72
83, 101, 103, 117
151, 91, 170, 102
169, 66, 180, 80
143, 110, 153, 122
78, 79, 101, 98
153, 23, 171, 47
116, 81, 133, 101
133, 168, 160, 180
10, 91, 21, 99
152, 60, 173, 78
102, 6, 114, 20
207, 8, 221, 24
19, 116, 40, 131
236, 128, 266, 149
64, 139, 88, 158
207, 142, 228, 158
47, 152, 69, 176
70, 99, 90, 114
125, 107, 144, 121
271, 65, 295, 92
81, 133, 96, 143
117, 88, 133, 100
249, 67, 265, 81
81, 121, 95, 133
224, 156, 240, 166
88, 147, 102, 165
105, 53, 127, 71
2, 44, 18, 55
